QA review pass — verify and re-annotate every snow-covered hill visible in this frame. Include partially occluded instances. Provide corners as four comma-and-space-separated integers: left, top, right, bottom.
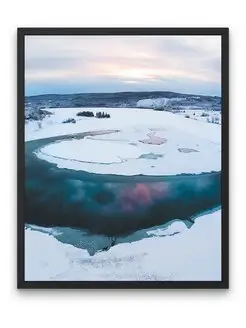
136, 97, 184, 109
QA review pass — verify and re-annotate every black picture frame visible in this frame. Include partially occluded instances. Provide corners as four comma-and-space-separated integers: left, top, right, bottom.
17, 27, 229, 289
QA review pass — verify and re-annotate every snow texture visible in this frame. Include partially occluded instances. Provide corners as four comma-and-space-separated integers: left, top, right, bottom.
25, 210, 221, 281
27, 107, 221, 175
136, 97, 184, 109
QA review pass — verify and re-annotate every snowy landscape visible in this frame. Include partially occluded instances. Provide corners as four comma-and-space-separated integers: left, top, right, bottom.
25, 99, 221, 281
24, 35, 222, 282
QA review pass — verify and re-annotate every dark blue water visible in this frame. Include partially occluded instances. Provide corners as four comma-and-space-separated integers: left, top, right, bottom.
25, 131, 221, 249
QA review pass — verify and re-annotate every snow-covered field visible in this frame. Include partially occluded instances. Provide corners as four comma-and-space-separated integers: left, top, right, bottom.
176, 108, 221, 125
25, 107, 221, 143
25, 106, 222, 281
27, 107, 221, 175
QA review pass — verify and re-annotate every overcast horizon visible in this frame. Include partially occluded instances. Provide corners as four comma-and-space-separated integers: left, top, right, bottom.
25, 35, 221, 97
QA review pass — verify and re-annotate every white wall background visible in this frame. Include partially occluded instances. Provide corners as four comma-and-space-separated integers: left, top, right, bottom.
0, 1, 244, 327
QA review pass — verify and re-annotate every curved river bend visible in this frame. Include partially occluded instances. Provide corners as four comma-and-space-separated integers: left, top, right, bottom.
25, 130, 221, 236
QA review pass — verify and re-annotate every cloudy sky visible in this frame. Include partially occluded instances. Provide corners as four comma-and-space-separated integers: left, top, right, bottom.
25, 35, 221, 96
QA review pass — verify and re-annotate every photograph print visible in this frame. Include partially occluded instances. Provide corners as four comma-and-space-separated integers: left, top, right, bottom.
18, 28, 229, 288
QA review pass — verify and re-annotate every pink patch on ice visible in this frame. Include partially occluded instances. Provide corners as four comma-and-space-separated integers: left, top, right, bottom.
139, 132, 167, 145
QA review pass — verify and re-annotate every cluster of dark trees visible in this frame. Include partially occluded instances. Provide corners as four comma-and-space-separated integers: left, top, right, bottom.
76, 110, 110, 118
96, 111, 110, 118
62, 118, 76, 124
76, 111, 94, 117
62, 110, 110, 123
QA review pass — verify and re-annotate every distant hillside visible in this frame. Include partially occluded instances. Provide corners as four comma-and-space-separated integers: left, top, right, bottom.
25, 91, 221, 120
26, 91, 220, 108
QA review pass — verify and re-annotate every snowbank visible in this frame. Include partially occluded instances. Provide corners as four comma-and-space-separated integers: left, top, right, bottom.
25, 210, 221, 281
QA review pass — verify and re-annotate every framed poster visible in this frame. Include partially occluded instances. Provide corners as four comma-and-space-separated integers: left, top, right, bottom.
17, 28, 229, 289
